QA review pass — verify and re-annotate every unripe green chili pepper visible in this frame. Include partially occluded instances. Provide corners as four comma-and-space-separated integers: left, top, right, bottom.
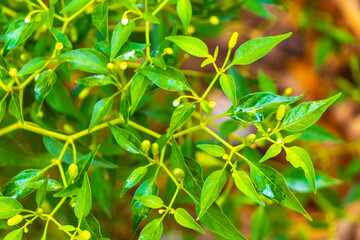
173, 168, 185, 181
141, 140, 151, 153
276, 104, 286, 121
245, 134, 256, 146
7, 215, 23, 226
151, 143, 159, 155
68, 164, 78, 179
228, 32, 239, 49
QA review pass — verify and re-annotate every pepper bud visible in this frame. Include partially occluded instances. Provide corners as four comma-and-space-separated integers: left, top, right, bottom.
141, 140, 151, 153
228, 32, 239, 49
55, 42, 63, 51
25, 15, 31, 23
35, 208, 44, 216
119, 61, 127, 70
7, 215, 23, 226
164, 47, 173, 55
68, 164, 79, 179
276, 104, 286, 121
173, 98, 180, 107
209, 16, 220, 25
283, 87, 292, 96
209, 101, 216, 109
245, 134, 256, 146
9, 68, 17, 77
222, 154, 229, 160
187, 25, 195, 35
151, 143, 159, 155
173, 168, 185, 181
78, 230, 91, 240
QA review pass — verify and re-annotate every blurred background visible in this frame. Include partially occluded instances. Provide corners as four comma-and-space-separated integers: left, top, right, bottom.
1, 0, 360, 239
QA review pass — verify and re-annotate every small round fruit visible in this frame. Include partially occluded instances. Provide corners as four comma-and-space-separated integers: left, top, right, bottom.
68, 164, 79, 179
173, 168, 185, 181
141, 140, 151, 153
151, 143, 159, 155
78, 230, 91, 240
245, 134, 256, 146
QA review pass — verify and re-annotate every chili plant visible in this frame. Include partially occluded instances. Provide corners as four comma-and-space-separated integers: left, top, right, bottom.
0, 0, 341, 239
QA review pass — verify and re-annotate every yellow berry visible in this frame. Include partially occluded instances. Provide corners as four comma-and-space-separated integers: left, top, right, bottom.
7, 215, 23, 226
164, 47, 173, 55
187, 25, 195, 35
173, 168, 185, 181
141, 140, 151, 153
55, 42, 63, 51
107, 62, 115, 70
68, 164, 79, 179
283, 87, 292, 96
9, 68, 17, 77
78, 87, 91, 100
209, 16, 220, 25
222, 154, 229, 160
245, 134, 256, 146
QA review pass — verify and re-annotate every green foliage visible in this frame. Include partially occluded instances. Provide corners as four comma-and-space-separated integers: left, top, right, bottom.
0, 0, 341, 239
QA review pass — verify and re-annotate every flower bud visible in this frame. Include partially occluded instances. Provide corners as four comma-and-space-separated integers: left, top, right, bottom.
276, 104, 286, 121
141, 140, 151, 153
173, 168, 185, 181
119, 61, 127, 70
209, 16, 220, 25
245, 134, 256, 146
79, 230, 91, 240
283, 87, 292, 96
107, 62, 115, 70
209, 101, 216, 109
151, 143, 159, 155
55, 42, 63, 51
173, 98, 180, 107
36, 208, 44, 216
187, 25, 195, 35
24, 227, 28, 233
9, 68, 17, 77
7, 215, 23, 226
231, 171, 236, 178
222, 154, 229, 160
25, 16, 31, 23
158, 209, 165, 214
68, 164, 79, 179
228, 32, 238, 49
164, 47, 173, 55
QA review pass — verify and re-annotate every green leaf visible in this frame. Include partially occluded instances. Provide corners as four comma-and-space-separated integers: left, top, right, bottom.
198, 169, 227, 220
131, 179, 158, 233
36, 176, 49, 207
165, 35, 209, 58
91, 168, 111, 217
233, 170, 264, 206
58, 225, 76, 232
250, 164, 312, 220
0, 197, 23, 219
143, 11, 160, 24
3, 19, 39, 56
115, 49, 145, 61
229, 93, 302, 123
284, 146, 316, 192
285, 168, 341, 194
28, 179, 62, 191
53, 184, 80, 198
251, 207, 270, 240
120, 166, 148, 197
196, 144, 225, 157
177, 0, 192, 33
120, 92, 131, 124
110, 21, 135, 61
220, 74, 237, 105
50, 28, 73, 49
138, 218, 163, 240
109, 124, 141, 154
167, 102, 196, 137
56, 49, 108, 74
4, 228, 23, 240
138, 66, 191, 92
81, 213, 104, 239
92, 1, 108, 39
3, 169, 42, 199
134, 195, 164, 209
280, 93, 341, 131
297, 125, 342, 142
76, 75, 115, 86
75, 173, 92, 219
89, 96, 114, 130
231, 33, 292, 66
41, 6, 55, 29
0, 96, 7, 123
18, 57, 48, 75
174, 208, 206, 234
61, 0, 87, 13
74, 147, 100, 184
259, 143, 282, 163
258, 70, 277, 94
130, 74, 149, 114
9, 93, 24, 124
283, 133, 302, 143
35, 70, 57, 110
